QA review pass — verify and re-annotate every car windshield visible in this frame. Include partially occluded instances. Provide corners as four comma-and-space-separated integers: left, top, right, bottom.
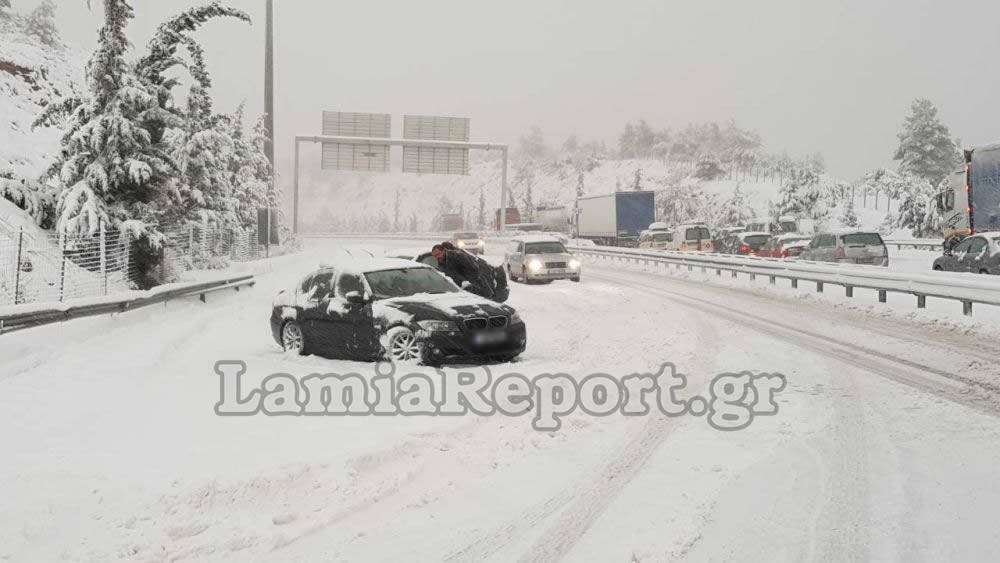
652, 233, 669, 242
744, 235, 770, 248
780, 221, 797, 232
364, 268, 458, 299
781, 237, 811, 245
455, 232, 479, 239
685, 227, 710, 240
842, 233, 884, 247
524, 242, 567, 254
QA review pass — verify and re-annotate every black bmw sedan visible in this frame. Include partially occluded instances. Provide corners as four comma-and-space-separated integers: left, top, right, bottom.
270, 259, 526, 365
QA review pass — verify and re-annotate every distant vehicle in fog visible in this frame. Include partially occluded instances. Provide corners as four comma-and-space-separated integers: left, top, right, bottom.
800, 230, 889, 266
495, 207, 521, 230
576, 191, 656, 246
451, 232, 485, 254
932, 234, 1000, 274
666, 223, 713, 252
934, 144, 1000, 250
638, 230, 672, 250
536, 206, 572, 233
439, 213, 464, 232
759, 234, 813, 258
732, 232, 772, 256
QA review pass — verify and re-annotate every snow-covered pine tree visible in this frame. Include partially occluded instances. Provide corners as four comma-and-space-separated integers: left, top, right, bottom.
47, 0, 171, 240
839, 197, 859, 228
894, 98, 961, 186
717, 184, 754, 227
775, 164, 826, 221
225, 110, 278, 231
135, 2, 250, 145
24, 0, 59, 47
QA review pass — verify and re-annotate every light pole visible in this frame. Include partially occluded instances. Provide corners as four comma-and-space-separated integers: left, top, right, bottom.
264, 0, 275, 170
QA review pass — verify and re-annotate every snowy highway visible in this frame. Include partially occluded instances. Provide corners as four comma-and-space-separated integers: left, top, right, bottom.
3, 239, 1000, 561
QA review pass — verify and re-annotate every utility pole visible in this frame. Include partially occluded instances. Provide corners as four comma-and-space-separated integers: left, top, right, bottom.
264, 0, 275, 170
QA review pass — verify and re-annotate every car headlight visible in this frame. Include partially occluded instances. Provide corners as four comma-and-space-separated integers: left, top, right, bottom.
510, 311, 523, 325
527, 259, 543, 272
568, 259, 581, 270
477, 240, 485, 247
457, 241, 466, 247
417, 320, 459, 332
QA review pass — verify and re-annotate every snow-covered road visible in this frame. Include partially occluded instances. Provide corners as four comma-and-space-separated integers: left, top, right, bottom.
2, 239, 1000, 562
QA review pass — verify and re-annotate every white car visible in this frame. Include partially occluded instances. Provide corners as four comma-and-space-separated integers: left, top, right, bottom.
503, 235, 581, 283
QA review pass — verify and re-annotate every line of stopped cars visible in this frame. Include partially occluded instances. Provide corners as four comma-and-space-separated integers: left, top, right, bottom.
269, 234, 583, 366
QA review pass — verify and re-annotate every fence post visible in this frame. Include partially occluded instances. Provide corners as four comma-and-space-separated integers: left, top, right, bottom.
13, 227, 24, 305
59, 231, 66, 302
100, 220, 108, 295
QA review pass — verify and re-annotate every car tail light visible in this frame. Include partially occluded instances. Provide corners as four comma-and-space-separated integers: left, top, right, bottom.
739, 244, 750, 254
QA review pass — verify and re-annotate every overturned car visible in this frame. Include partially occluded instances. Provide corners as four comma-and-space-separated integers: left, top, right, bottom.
270, 259, 526, 365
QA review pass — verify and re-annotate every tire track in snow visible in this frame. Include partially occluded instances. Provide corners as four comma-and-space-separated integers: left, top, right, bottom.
444, 301, 721, 563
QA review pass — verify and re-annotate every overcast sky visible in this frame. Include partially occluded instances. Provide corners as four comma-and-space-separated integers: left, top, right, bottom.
26, 0, 1000, 181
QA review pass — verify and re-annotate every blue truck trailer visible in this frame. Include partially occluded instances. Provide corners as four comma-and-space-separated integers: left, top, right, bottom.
576, 191, 656, 246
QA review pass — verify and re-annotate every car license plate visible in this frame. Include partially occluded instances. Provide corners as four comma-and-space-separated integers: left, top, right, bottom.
549, 268, 567, 274
475, 332, 507, 345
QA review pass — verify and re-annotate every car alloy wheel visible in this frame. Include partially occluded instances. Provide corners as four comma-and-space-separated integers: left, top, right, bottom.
282, 321, 306, 354
386, 327, 424, 362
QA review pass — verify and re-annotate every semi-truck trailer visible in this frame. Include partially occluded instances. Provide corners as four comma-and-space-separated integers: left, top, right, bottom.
576, 191, 656, 246
937, 144, 1000, 248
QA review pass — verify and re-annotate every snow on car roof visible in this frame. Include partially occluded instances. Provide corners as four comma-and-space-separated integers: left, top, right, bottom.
383, 248, 429, 260
512, 234, 564, 243
824, 228, 883, 236
776, 233, 812, 242
740, 231, 771, 238
318, 257, 432, 274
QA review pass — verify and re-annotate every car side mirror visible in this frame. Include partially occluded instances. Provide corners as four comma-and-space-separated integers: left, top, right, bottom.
345, 291, 366, 304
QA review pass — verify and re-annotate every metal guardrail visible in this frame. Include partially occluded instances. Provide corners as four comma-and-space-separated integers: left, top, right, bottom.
568, 246, 1000, 316
883, 239, 943, 250
0, 273, 256, 334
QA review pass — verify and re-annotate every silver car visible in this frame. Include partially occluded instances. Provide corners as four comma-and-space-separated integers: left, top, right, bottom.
800, 230, 889, 267
504, 236, 581, 283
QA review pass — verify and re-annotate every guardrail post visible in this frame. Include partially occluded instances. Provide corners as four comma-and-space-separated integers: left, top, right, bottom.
846, 286, 853, 298
749, 273, 756, 281
731, 270, 737, 278
769, 275, 776, 285
878, 290, 887, 303
916, 294, 926, 309
963, 301, 972, 316
791, 278, 798, 289
816, 281, 824, 293
716, 269, 721, 277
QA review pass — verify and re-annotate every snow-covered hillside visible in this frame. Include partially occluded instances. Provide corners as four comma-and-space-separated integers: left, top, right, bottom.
0, 16, 82, 182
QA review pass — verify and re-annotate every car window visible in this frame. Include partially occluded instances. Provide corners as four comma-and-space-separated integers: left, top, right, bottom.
966, 238, 988, 254
455, 232, 478, 239
819, 234, 836, 247
652, 232, 669, 242
743, 235, 770, 248
841, 233, 884, 247
335, 272, 365, 298
364, 268, 459, 299
524, 242, 567, 254
299, 274, 314, 293
309, 271, 335, 300
952, 239, 973, 253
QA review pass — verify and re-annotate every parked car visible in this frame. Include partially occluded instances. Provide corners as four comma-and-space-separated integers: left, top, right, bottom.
932, 234, 1000, 274
667, 223, 714, 252
504, 235, 581, 283
730, 232, 772, 256
712, 226, 745, 253
452, 232, 486, 254
638, 230, 673, 250
270, 259, 526, 364
760, 234, 813, 258
800, 230, 889, 266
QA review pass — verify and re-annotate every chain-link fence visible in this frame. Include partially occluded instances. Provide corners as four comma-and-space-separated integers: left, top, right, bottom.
0, 219, 283, 307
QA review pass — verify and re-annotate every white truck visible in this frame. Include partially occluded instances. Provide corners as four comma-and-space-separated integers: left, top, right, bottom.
936, 144, 1000, 248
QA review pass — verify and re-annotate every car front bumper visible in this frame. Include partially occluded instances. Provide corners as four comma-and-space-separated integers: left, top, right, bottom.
421, 322, 527, 362
525, 268, 580, 281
